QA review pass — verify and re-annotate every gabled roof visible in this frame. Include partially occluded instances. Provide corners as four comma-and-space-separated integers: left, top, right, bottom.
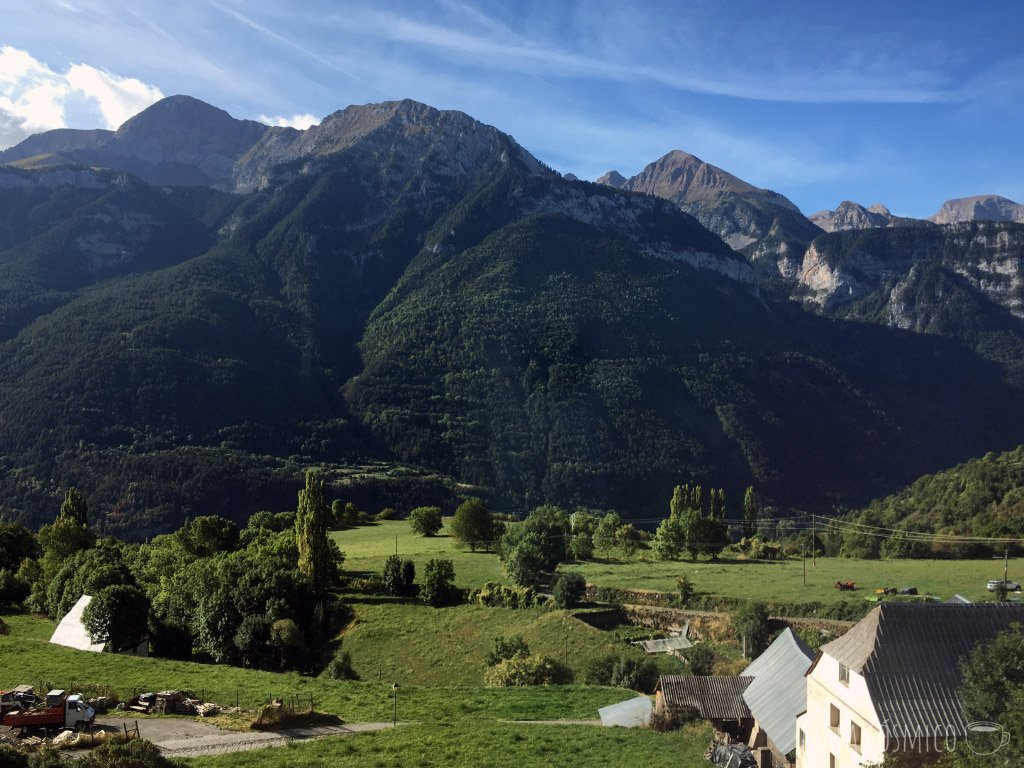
658, 675, 753, 721
742, 628, 814, 755
817, 603, 1024, 735
49, 594, 104, 652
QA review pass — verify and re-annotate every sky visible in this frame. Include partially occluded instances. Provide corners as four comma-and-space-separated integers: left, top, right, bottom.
1, 0, 1022, 218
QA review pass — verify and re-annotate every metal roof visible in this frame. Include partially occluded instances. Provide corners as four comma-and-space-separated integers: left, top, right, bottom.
632, 627, 692, 654
818, 603, 1024, 736
658, 675, 753, 721
741, 628, 814, 755
49, 595, 104, 652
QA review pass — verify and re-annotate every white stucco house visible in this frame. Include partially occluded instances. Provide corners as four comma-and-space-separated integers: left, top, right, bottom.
796, 603, 1024, 768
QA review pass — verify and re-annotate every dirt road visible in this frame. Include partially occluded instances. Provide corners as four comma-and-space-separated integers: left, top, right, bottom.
96, 717, 394, 758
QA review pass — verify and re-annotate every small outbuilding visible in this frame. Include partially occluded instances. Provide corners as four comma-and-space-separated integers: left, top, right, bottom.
656, 675, 753, 738
49, 595, 105, 652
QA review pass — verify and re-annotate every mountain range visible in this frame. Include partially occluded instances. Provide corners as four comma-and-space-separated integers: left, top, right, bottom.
2, 95, 1024, 536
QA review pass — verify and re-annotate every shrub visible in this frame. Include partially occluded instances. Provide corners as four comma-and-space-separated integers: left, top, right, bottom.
420, 558, 459, 607
75, 739, 178, 768
684, 644, 716, 675
733, 602, 771, 657
375, 507, 399, 521
485, 635, 530, 666
484, 654, 573, 687
471, 582, 546, 609
382, 555, 416, 597
0, 617, 8, 636
408, 506, 443, 537
322, 647, 358, 680
552, 572, 586, 609
0, 743, 28, 768
675, 576, 695, 607
580, 653, 657, 692
647, 707, 681, 733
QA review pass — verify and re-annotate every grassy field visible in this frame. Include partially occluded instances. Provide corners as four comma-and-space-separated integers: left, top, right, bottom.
184, 721, 713, 768
333, 520, 504, 588
335, 521, 1014, 608
559, 555, 1016, 606
341, 599, 678, 687
0, 613, 631, 723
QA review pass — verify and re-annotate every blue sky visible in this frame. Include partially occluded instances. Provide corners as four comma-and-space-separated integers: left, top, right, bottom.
1, 0, 1022, 218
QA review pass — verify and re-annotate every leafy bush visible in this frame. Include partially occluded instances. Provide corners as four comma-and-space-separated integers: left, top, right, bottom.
552, 572, 586, 609
375, 507, 399, 521
471, 581, 547, 609
322, 647, 359, 680
0, 743, 27, 768
382, 555, 416, 597
408, 506, 443, 537
484, 654, 573, 687
733, 602, 771, 657
580, 653, 658, 692
0, 617, 8, 636
484, 635, 531, 666
75, 739, 179, 768
684, 644, 716, 675
675, 576, 695, 607
420, 558, 459, 607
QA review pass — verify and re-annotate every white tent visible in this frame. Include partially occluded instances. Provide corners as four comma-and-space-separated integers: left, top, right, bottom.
50, 594, 105, 652
598, 696, 653, 727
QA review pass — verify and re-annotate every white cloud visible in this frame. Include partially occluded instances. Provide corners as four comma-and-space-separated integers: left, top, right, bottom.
65, 63, 164, 129
0, 45, 163, 149
257, 112, 319, 130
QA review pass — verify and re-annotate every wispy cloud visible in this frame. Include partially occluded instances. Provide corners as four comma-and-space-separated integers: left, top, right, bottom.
209, 1, 364, 83
0, 45, 163, 148
319, 4, 956, 105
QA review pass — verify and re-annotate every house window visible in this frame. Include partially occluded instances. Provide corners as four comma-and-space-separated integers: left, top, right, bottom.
829, 703, 840, 730
839, 663, 850, 685
851, 721, 862, 752
799, 729, 806, 750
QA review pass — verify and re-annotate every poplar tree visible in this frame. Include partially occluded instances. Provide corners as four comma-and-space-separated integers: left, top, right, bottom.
295, 469, 332, 596
743, 487, 759, 539
59, 488, 88, 527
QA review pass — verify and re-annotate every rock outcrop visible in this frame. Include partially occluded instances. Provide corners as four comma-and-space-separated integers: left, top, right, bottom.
929, 195, 1024, 224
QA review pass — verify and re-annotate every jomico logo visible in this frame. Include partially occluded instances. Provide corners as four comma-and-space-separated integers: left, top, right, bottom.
882, 720, 1010, 756
964, 721, 1010, 756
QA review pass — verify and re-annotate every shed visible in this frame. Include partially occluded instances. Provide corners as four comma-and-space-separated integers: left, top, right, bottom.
656, 675, 753, 737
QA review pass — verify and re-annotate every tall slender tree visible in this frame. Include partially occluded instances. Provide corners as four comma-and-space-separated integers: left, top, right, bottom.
743, 487, 759, 539
295, 469, 332, 597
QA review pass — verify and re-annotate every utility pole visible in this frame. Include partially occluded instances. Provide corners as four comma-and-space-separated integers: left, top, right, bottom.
803, 551, 807, 587
812, 517, 817, 567
1005, 548, 1010, 585
395, 535, 399, 557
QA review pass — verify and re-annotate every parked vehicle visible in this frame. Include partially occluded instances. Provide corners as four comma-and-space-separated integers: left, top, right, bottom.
0, 691, 24, 717
987, 579, 1022, 592
2, 690, 95, 731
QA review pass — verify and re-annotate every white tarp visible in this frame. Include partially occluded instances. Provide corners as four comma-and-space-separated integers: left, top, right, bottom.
50, 594, 105, 652
598, 696, 653, 727
631, 624, 692, 654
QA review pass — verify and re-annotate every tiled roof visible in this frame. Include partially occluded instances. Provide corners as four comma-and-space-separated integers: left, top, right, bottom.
658, 675, 753, 721
742, 628, 814, 755
818, 603, 1024, 735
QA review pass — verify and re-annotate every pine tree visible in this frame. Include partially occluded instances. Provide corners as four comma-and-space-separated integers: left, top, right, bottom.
295, 469, 332, 596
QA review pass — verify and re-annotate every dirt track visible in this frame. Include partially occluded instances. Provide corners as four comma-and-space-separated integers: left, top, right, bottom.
96, 717, 394, 757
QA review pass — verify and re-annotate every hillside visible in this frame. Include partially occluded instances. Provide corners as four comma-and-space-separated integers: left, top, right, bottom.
2, 97, 1024, 535
795, 221, 1024, 365
847, 444, 1024, 553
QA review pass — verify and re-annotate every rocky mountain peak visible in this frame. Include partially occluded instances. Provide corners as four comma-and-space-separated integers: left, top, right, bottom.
810, 200, 924, 233
623, 149, 759, 205
929, 194, 1024, 224
595, 170, 627, 188
867, 203, 891, 215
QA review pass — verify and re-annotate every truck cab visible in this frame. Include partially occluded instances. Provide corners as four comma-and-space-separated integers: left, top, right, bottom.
62, 694, 95, 729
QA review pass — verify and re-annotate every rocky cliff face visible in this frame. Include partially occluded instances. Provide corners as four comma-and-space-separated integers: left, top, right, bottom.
930, 195, 1024, 224
810, 201, 927, 232
797, 223, 1024, 353
596, 150, 820, 285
